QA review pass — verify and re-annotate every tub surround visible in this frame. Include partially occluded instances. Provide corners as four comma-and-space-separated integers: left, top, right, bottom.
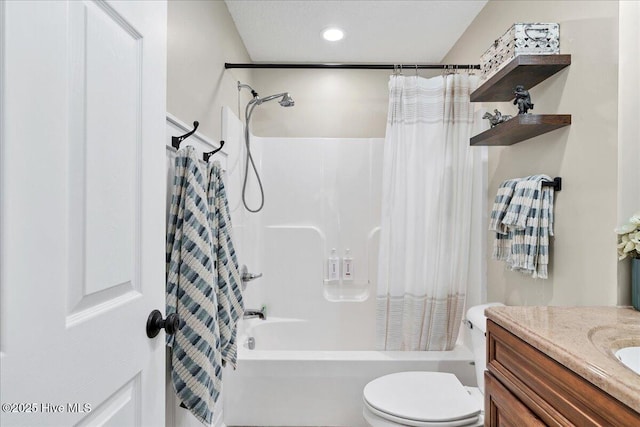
485, 306, 640, 416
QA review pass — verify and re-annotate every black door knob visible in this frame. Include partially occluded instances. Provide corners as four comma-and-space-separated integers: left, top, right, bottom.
146, 310, 180, 338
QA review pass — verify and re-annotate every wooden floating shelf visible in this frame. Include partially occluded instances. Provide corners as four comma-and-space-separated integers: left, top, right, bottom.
470, 54, 571, 102
470, 114, 571, 146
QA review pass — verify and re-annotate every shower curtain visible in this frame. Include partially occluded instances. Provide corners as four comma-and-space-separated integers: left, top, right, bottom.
376, 73, 481, 351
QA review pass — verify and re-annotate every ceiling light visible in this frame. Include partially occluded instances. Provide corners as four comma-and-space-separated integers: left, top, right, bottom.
322, 28, 344, 42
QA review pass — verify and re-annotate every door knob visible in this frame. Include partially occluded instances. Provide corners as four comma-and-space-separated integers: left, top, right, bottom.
146, 310, 180, 338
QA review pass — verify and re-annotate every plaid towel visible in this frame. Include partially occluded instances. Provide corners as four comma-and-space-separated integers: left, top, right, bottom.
502, 174, 546, 230
490, 175, 555, 279
489, 178, 521, 260
166, 147, 222, 425
207, 161, 244, 368
535, 184, 554, 278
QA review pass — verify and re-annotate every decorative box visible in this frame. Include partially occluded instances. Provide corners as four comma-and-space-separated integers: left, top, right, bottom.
481, 23, 560, 80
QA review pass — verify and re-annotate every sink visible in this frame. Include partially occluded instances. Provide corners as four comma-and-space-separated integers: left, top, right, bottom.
588, 324, 640, 375
615, 347, 640, 375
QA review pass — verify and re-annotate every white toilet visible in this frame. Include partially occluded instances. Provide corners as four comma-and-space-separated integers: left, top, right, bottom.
362, 303, 504, 427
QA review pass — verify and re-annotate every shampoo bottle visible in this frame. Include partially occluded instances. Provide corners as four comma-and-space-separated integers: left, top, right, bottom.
342, 249, 353, 280
328, 248, 340, 281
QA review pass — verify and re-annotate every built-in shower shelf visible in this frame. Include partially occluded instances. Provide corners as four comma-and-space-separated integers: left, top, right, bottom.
470, 55, 572, 102
323, 279, 370, 302
470, 114, 571, 146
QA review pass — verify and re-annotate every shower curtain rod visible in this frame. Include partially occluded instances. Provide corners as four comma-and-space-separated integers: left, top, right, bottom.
225, 62, 480, 70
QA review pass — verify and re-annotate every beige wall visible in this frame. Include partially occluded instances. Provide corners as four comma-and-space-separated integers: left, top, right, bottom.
443, 1, 620, 306
249, 67, 444, 138
167, 0, 253, 142
250, 69, 391, 138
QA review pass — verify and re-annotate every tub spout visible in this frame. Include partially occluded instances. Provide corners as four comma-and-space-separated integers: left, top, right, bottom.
244, 308, 266, 320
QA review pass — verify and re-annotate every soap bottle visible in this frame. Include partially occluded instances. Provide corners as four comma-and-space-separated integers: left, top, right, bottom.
342, 249, 353, 280
328, 248, 340, 281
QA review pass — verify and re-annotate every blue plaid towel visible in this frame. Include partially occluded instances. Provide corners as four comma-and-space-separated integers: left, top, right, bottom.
166, 147, 222, 425
207, 161, 244, 368
489, 175, 555, 279
489, 178, 521, 260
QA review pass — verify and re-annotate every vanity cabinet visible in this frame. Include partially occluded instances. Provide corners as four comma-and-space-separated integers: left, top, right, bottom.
485, 319, 640, 426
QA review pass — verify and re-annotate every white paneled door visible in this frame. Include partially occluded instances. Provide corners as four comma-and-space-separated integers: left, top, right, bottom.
1, 1, 167, 426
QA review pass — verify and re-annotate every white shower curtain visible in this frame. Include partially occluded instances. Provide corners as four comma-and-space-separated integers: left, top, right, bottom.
376, 73, 481, 351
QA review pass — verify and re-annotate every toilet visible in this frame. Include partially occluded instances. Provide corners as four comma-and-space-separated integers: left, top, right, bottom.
362, 303, 504, 427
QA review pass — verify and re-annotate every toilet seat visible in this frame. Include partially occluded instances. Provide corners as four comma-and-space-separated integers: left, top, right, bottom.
363, 372, 481, 427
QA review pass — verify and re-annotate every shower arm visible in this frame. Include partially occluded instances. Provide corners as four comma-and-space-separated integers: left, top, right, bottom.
238, 81, 259, 98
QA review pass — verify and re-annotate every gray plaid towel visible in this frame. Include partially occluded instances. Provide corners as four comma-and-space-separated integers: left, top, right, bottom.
490, 175, 555, 279
207, 161, 244, 368
166, 147, 222, 425
489, 178, 521, 260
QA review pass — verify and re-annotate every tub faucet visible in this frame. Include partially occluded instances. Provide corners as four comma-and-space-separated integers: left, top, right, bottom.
240, 265, 263, 291
240, 265, 263, 282
244, 307, 266, 320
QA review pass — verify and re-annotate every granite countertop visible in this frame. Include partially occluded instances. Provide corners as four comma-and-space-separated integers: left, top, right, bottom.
485, 306, 640, 413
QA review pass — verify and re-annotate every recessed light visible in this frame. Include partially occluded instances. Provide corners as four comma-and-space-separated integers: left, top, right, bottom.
322, 27, 344, 42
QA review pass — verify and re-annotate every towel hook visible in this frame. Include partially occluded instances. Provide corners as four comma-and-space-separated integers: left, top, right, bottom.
172, 121, 199, 149
203, 140, 225, 161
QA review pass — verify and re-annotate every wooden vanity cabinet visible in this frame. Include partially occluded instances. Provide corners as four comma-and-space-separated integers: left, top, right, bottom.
484, 320, 640, 426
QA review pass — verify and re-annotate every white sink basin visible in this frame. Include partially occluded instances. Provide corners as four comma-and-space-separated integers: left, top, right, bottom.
615, 346, 640, 375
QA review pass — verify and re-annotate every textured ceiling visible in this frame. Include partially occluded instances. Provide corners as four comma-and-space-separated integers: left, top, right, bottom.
224, 0, 488, 63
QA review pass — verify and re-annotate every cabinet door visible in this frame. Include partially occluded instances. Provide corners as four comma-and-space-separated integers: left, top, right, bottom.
485, 372, 545, 427
487, 320, 640, 426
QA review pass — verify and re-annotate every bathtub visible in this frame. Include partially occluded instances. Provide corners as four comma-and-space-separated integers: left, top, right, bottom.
223, 318, 476, 427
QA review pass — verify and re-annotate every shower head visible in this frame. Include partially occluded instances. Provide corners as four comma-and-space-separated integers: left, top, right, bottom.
278, 93, 295, 107
238, 81, 294, 108
258, 92, 295, 107
243, 87, 295, 130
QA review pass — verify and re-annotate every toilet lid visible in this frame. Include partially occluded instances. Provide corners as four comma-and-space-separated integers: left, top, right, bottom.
363, 372, 481, 424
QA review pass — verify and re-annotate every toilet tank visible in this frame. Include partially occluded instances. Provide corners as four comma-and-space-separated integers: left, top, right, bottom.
465, 303, 504, 393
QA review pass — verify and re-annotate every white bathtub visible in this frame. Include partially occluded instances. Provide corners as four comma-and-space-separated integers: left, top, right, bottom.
223, 318, 476, 427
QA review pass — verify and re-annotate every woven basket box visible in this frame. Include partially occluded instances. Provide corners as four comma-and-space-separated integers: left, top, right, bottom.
481, 23, 560, 80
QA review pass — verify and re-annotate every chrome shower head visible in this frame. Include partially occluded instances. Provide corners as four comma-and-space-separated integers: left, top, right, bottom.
243, 87, 295, 126
278, 93, 295, 107
258, 92, 295, 107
